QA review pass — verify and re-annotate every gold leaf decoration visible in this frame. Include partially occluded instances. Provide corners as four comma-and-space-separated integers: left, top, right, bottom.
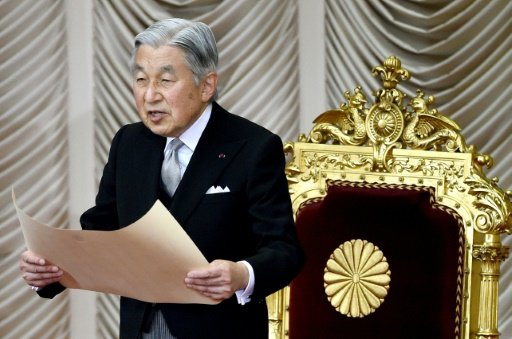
324, 239, 391, 317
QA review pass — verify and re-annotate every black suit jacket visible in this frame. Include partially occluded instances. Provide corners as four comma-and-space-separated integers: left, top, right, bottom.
42, 102, 303, 338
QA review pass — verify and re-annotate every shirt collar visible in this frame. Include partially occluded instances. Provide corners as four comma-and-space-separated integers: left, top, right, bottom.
165, 103, 212, 152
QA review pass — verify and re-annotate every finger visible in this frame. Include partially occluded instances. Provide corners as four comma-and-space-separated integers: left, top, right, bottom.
20, 253, 60, 274
189, 285, 233, 301
185, 273, 229, 287
186, 268, 218, 279
33, 265, 60, 273
23, 270, 63, 282
21, 251, 46, 266
20, 261, 60, 274
185, 275, 222, 287
187, 284, 229, 296
187, 283, 230, 293
188, 281, 246, 301
23, 271, 63, 287
187, 262, 229, 280
29, 275, 63, 288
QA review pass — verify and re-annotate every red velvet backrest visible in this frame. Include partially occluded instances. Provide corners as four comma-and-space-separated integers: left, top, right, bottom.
288, 183, 462, 339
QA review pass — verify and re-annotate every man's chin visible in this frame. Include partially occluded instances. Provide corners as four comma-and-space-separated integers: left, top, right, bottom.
146, 124, 177, 138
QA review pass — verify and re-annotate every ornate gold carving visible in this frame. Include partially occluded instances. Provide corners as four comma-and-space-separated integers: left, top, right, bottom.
270, 56, 511, 339
465, 170, 512, 235
301, 152, 373, 183
473, 239, 509, 339
306, 86, 368, 146
324, 239, 391, 318
300, 56, 480, 172
366, 102, 404, 143
473, 245, 510, 263
388, 157, 467, 192
403, 90, 468, 153
372, 55, 410, 91
267, 288, 288, 338
285, 56, 511, 234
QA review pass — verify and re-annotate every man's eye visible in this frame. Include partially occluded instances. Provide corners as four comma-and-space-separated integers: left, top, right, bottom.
136, 78, 146, 84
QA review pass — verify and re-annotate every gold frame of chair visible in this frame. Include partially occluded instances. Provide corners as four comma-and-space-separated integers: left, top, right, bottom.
267, 56, 511, 339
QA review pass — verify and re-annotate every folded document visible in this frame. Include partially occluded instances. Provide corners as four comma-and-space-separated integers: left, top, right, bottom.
13, 190, 218, 304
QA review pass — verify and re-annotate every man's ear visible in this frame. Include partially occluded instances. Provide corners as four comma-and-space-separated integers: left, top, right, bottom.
201, 72, 218, 102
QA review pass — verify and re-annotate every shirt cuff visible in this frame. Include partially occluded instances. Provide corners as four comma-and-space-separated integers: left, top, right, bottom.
235, 260, 254, 305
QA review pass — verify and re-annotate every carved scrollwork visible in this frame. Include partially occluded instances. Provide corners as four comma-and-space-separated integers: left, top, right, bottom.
386, 157, 424, 174
465, 170, 512, 234
301, 152, 373, 182
421, 160, 465, 192
387, 157, 466, 192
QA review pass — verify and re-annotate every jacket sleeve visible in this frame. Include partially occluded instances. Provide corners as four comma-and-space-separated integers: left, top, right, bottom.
79, 126, 127, 231
37, 282, 66, 299
243, 133, 304, 300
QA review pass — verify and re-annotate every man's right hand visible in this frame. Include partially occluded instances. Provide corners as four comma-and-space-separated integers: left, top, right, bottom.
19, 250, 63, 290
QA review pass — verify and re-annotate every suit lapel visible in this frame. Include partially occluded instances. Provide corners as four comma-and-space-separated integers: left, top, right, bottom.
169, 105, 246, 226
116, 124, 166, 226
132, 127, 166, 215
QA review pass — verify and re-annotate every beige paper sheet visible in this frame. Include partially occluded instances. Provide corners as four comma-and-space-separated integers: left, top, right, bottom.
13, 191, 218, 304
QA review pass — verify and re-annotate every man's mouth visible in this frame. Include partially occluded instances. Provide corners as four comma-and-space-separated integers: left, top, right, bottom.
147, 111, 167, 122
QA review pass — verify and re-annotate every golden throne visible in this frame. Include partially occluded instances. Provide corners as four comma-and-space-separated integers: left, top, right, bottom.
267, 56, 511, 339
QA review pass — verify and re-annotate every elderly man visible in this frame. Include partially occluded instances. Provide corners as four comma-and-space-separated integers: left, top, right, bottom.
19, 18, 303, 339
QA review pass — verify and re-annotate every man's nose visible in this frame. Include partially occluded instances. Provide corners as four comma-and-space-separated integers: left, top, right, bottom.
144, 83, 162, 102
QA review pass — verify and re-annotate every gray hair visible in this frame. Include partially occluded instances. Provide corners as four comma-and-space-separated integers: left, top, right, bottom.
130, 18, 218, 88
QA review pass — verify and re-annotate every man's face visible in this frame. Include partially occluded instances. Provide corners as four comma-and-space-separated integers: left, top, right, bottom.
132, 45, 217, 137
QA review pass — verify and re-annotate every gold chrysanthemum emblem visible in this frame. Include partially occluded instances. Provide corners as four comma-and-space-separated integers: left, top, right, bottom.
324, 239, 391, 318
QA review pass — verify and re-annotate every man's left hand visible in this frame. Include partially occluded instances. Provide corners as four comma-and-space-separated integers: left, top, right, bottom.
185, 259, 249, 301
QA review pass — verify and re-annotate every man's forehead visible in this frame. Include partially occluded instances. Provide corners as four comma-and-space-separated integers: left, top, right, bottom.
134, 45, 182, 73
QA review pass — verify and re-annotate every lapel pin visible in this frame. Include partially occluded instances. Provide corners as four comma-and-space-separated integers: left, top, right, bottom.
218, 153, 226, 159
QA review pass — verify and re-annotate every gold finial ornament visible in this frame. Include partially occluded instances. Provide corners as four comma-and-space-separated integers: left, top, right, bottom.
372, 55, 410, 90
324, 239, 390, 318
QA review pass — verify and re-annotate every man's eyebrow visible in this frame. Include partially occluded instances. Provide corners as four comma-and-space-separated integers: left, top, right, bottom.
160, 65, 175, 74
133, 64, 144, 74
132, 64, 175, 75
